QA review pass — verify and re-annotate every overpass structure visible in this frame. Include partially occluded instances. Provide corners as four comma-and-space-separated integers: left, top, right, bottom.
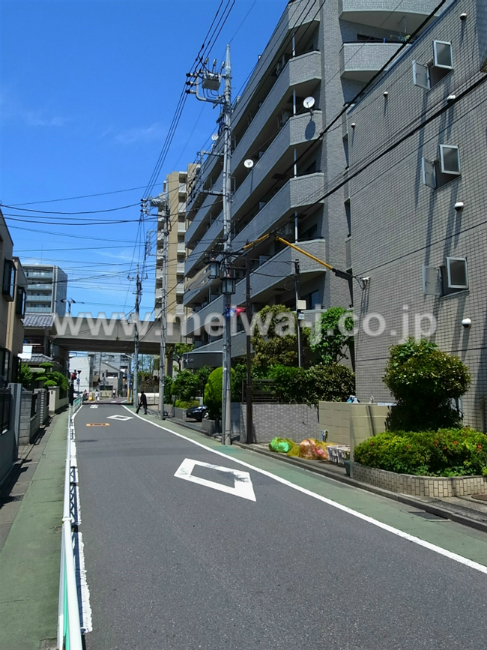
50, 314, 182, 354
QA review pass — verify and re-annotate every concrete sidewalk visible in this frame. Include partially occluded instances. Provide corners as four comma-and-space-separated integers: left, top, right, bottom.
0, 411, 68, 650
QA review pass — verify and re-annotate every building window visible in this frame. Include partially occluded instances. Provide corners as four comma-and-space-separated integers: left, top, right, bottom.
2, 260, 15, 301
422, 145, 460, 189
445, 257, 468, 290
413, 40, 453, 90
16, 287, 26, 317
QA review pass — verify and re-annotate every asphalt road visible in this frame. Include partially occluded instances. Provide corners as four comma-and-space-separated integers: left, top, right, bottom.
75, 404, 487, 650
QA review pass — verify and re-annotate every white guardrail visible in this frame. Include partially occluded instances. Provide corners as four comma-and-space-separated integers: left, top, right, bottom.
57, 398, 83, 650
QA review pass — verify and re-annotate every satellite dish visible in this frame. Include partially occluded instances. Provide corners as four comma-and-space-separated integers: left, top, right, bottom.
303, 96, 315, 109
244, 159, 254, 169
211, 134, 218, 141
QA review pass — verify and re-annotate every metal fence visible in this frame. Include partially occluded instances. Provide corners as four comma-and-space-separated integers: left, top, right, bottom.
57, 404, 83, 650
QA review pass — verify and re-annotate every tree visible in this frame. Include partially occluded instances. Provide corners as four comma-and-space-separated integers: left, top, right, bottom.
268, 365, 308, 403
310, 307, 355, 365
171, 369, 199, 402
383, 338, 471, 431
173, 343, 194, 372
19, 363, 33, 389
306, 364, 355, 403
251, 305, 303, 370
195, 366, 212, 396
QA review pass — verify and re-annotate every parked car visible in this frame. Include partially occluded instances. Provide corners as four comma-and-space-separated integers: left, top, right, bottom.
186, 405, 209, 422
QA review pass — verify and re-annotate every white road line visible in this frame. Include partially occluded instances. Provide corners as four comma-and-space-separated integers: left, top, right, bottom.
175, 458, 256, 501
124, 406, 487, 575
71, 408, 93, 633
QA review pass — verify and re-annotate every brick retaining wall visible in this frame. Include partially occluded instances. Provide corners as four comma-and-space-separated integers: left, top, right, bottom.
352, 463, 487, 497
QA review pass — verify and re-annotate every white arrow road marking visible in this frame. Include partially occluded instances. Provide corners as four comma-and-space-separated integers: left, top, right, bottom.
174, 458, 256, 501
107, 414, 133, 421
89, 405, 98, 409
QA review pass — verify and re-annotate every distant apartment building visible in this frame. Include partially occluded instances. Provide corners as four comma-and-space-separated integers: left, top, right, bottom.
0, 209, 27, 383
182, 0, 447, 363
348, 0, 487, 427
24, 264, 68, 316
154, 168, 196, 323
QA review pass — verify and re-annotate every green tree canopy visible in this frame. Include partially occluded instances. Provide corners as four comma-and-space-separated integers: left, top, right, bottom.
383, 338, 471, 431
309, 307, 355, 365
171, 369, 199, 402
251, 305, 302, 370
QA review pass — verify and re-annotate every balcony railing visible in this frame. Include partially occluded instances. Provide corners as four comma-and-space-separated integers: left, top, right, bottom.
340, 41, 404, 82
232, 51, 322, 172
184, 238, 327, 336
339, 0, 438, 33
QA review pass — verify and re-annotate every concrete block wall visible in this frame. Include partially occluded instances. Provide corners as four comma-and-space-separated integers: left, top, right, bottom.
318, 401, 390, 447
241, 403, 319, 443
19, 391, 40, 445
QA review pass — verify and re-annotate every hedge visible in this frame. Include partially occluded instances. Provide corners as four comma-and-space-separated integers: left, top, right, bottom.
354, 428, 487, 477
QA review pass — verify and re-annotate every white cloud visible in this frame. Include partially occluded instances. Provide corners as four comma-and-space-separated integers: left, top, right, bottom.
112, 123, 165, 145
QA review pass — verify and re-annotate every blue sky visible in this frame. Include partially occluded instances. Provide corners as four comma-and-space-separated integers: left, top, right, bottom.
0, 0, 285, 317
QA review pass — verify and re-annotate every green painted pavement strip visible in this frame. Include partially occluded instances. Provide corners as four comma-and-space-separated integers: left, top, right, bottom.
130, 408, 487, 568
0, 411, 68, 650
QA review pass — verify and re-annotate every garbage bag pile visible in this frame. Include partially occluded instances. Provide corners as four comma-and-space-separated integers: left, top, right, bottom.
269, 437, 330, 460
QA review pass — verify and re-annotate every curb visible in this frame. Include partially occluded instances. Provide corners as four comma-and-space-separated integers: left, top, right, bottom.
233, 441, 487, 535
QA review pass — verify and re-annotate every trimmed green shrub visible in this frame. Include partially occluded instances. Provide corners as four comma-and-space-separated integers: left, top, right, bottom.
174, 399, 199, 409
307, 364, 355, 403
203, 367, 236, 419
354, 428, 487, 477
383, 338, 471, 431
268, 366, 308, 403
267, 363, 355, 405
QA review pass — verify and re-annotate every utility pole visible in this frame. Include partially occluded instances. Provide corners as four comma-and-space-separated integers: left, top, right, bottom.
294, 259, 302, 368
133, 263, 141, 410
187, 44, 233, 445
153, 189, 169, 420
245, 253, 253, 444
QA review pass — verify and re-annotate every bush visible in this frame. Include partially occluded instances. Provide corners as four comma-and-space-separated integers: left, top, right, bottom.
203, 367, 236, 419
174, 399, 199, 409
307, 364, 355, 403
354, 428, 487, 477
171, 370, 199, 402
383, 338, 471, 431
268, 366, 309, 403
267, 363, 355, 405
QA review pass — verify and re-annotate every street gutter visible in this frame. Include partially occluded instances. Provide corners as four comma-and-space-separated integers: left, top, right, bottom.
232, 441, 487, 535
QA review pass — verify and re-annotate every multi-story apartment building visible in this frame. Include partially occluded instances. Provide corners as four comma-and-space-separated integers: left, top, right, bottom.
348, 0, 487, 427
24, 264, 68, 316
0, 210, 27, 383
182, 0, 446, 362
155, 168, 195, 321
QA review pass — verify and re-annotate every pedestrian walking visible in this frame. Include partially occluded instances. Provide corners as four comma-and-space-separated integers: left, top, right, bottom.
95, 389, 100, 402
136, 390, 148, 415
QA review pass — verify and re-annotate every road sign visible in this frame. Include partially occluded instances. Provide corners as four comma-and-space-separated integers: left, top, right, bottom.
174, 458, 256, 501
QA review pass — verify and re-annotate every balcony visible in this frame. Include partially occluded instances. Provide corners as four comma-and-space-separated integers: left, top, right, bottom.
233, 173, 325, 251
231, 111, 323, 222
177, 262, 185, 275
178, 202, 186, 213
177, 242, 186, 254
186, 171, 223, 246
184, 239, 327, 336
177, 222, 186, 233
232, 0, 321, 130
341, 42, 403, 82
339, 0, 438, 32
185, 214, 224, 277
176, 282, 185, 295
175, 304, 185, 316
232, 51, 322, 171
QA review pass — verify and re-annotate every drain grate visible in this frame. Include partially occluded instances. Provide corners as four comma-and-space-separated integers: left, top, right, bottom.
409, 510, 448, 521
0, 494, 24, 504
